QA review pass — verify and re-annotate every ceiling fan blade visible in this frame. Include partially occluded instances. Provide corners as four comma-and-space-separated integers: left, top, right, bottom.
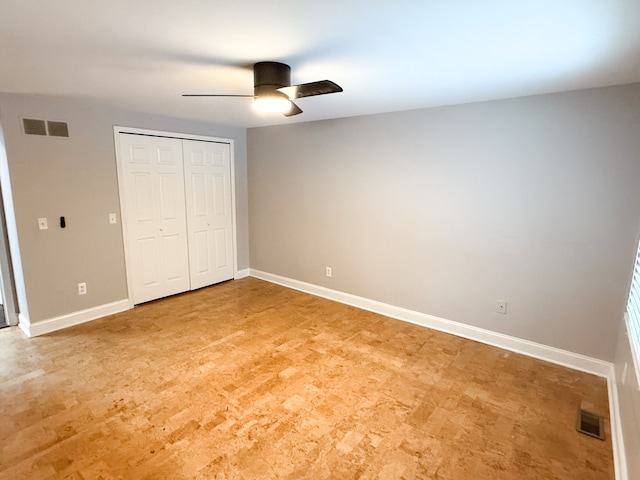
278, 80, 343, 100
182, 94, 253, 97
283, 102, 303, 117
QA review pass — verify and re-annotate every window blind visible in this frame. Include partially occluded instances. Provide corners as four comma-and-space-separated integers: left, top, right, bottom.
627, 239, 640, 362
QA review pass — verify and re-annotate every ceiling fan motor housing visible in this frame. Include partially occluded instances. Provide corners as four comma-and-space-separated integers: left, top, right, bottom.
254, 62, 291, 97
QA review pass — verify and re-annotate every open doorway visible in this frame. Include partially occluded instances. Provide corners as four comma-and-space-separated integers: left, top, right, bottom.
0, 178, 14, 330
0, 244, 7, 328
0, 120, 18, 329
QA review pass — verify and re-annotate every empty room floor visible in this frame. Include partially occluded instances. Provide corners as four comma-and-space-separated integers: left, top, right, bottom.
0, 278, 613, 479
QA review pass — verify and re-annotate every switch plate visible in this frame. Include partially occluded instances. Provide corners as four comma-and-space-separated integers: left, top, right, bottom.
497, 300, 507, 314
109, 213, 117, 224
325, 267, 332, 278
78, 282, 87, 295
38, 218, 48, 230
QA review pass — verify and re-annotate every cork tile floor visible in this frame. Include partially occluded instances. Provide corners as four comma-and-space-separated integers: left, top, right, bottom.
0, 278, 613, 479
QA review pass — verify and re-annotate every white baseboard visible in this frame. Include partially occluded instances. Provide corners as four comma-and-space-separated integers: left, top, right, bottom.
18, 299, 132, 337
250, 269, 611, 377
18, 313, 31, 337
235, 268, 250, 280
250, 269, 626, 478
608, 372, 628, 480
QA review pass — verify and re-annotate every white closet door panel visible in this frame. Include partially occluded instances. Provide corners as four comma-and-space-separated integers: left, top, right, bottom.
191, 174, 207, 218
183, 140, 234, 289
120, 134, 190, 304
212, 173, 226, 216
211, 170, 233, 274
162, 233, 184, 280
193, 230, 210, 273
159, 173, 180, 221
138, 237, 159, 286
132, 173, 154, 223
157, 146, 176, 164
214, 228, 229, 268
130, 144, 151, 164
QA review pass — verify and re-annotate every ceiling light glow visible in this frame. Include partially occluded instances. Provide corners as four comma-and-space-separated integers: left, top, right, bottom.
253, 96, 292, 114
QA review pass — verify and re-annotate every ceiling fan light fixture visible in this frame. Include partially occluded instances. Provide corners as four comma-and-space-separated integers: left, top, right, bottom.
253, 95, 292, 114
184, 61, 342, 117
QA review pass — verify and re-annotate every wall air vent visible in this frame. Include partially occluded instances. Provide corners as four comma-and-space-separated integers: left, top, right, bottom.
22, 118, 70, 137
22, 118, 47, 136
576, 409, 605, 440
47, 121, 69, 138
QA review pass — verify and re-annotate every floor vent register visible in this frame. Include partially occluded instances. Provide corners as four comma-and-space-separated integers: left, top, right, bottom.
576, 409, 605, 440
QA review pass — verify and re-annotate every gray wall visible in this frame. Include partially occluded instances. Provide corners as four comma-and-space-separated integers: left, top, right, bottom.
248, 84, 640, 362
0, 93, 249, 324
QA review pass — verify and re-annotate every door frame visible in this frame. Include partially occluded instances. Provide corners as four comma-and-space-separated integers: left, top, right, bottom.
113, 126, 238, 305
0, 183, 18, 327
0, 123, 19, 327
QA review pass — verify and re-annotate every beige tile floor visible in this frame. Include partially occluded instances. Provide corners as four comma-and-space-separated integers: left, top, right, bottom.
0, 278, 614, 479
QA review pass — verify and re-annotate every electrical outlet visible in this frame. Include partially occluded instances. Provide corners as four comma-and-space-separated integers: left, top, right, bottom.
38, 217, 48, 230
325, 267, 332, 278
109, 213, 117, 224
497, 300, 507, 314
78, 282, 87, 295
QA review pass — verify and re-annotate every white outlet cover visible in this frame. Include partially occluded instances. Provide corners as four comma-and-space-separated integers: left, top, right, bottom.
109, 213, 117, 224
38, 217, 48, 230
497, 300, 507, 314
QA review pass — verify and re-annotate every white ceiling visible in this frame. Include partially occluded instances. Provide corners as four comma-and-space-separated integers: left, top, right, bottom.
0, 0, 638, 128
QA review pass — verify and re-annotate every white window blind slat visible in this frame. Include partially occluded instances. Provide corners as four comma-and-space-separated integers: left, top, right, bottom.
627, 239, 640, 357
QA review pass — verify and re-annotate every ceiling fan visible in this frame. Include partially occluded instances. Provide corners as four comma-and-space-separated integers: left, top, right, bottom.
183, 61, 343, 117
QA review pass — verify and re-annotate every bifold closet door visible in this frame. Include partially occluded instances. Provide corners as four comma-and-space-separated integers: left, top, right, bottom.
119, 134, 190, 304
183, 140, 234, 289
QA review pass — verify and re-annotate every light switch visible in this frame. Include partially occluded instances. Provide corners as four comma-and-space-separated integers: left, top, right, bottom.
38, 218, 48, 230
109, 213, 117, 224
